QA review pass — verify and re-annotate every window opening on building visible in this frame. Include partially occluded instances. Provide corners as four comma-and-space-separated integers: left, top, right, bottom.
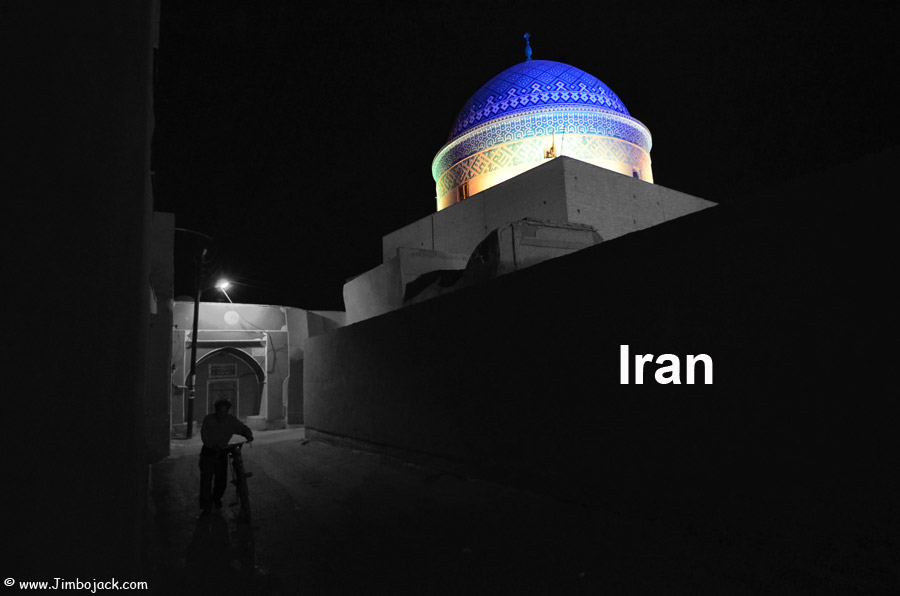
457, 182, 469, 202
545, 132, 557, 158
208, 379, 238, 415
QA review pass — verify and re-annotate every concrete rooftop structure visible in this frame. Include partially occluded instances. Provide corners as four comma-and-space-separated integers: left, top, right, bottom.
345, 157, 713, 325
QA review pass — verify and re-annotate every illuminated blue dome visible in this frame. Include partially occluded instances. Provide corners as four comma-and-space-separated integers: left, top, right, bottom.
433, 58, 653, 211
449, 60, 631, 140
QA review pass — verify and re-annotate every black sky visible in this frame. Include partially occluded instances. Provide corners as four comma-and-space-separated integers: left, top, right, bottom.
153, 1, 899, 309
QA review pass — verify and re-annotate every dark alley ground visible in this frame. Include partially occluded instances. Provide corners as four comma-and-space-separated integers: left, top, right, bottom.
146, 428, 893, 595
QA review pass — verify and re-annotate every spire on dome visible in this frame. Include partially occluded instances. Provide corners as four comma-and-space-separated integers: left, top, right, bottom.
524, 33, 532, 61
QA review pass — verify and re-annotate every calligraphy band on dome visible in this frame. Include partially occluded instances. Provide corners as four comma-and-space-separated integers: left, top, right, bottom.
433, 107, 652, 181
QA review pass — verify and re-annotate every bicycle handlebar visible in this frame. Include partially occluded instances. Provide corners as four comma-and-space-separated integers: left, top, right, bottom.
221, 440, 251, 453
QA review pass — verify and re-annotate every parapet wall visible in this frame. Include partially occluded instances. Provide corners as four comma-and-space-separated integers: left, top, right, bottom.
382, 157, 714, 263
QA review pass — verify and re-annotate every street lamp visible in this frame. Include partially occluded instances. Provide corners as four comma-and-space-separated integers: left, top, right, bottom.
216, 279, 233, 303
174, 227, 213, 439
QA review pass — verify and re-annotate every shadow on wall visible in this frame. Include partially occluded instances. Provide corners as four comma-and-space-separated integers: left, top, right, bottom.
405, 218, 602, 306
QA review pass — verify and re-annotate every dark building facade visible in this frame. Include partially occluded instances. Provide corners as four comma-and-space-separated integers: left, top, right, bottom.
8, 1, 162, 577
305, 150, 898, 573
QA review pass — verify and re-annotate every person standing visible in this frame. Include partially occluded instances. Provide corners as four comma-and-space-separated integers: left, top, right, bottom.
198, 398, 253, 517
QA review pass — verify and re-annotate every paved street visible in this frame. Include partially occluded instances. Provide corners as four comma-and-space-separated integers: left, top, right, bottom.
146, 428, 885, 595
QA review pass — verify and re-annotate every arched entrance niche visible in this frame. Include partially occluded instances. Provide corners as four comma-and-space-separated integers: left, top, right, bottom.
187, 347, 266, 421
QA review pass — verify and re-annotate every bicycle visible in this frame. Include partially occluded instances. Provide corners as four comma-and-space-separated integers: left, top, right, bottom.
221, 441, 253, 523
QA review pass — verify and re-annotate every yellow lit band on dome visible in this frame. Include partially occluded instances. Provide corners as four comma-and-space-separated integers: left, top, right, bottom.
435, 132, 652, 210
433, 109, 653, 210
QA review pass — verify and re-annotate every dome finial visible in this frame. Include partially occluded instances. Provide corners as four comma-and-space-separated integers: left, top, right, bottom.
524, 33, 532, 61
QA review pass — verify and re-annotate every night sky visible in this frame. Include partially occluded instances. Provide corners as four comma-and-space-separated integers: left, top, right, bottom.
153, 1, 899, 309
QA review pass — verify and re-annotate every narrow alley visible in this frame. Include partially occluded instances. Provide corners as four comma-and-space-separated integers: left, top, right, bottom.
145, 428, 845, 595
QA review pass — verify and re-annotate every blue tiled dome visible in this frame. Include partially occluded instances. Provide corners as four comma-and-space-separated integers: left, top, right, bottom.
449, 60, 630, 140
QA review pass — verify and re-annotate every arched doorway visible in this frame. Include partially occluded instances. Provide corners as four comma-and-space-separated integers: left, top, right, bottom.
189, 347, 266, 422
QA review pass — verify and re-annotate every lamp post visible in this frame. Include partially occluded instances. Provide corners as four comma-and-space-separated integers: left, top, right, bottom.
216, 279, 234, 303
175, 227, 213, 439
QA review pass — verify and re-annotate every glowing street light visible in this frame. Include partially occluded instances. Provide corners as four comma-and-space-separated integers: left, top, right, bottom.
216, 279, 233, 303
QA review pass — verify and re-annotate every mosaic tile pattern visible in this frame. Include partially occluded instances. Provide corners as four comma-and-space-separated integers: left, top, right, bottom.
433, 107, 651, 181
437, 134, 650, 197
448, 60, 631, 140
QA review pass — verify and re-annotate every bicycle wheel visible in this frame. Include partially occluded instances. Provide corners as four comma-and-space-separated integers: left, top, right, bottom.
231, 456, 252, 522
237, 473, 252, 523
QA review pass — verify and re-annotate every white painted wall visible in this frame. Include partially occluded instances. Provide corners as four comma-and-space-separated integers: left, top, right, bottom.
562, 158, 714, 241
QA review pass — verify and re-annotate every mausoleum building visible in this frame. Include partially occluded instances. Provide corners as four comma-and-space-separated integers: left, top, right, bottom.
344, 49, 713, 325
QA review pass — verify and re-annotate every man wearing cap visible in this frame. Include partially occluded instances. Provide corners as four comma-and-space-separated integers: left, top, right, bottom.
198, 398, 254, 517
